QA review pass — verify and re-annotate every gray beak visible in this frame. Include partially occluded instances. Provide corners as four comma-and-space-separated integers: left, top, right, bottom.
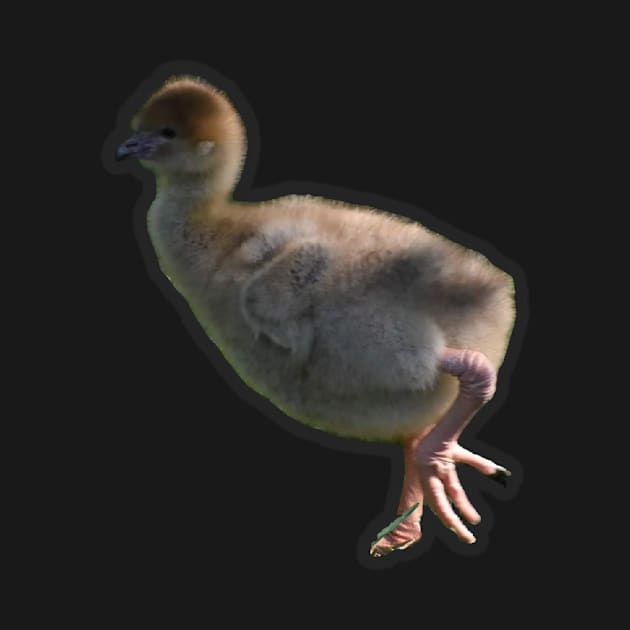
115, 132, 160, 161
115, 144, 132, 161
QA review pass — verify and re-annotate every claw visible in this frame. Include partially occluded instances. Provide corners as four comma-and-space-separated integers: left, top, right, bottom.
370, 539, 417, 558
489, 466, 512, 487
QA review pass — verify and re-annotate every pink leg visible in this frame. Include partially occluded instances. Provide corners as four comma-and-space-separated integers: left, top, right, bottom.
369, 428, 431, 558
370, 348, 509, 557
415, 348, 509, 543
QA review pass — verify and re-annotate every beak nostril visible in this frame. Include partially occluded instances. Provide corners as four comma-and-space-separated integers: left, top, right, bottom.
116, 132, 153, 161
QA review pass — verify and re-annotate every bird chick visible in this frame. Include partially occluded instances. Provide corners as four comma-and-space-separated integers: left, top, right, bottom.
115, 76, 516, 557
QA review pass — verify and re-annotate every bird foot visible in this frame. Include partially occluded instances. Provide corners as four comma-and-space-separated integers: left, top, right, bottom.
369, 442, 510, 557
415, 439, 510, 543
370, 505, 421, 558
370, 348, 510, 557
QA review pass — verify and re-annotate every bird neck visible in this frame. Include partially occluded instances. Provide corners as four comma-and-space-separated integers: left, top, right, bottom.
155, 170, 231, 205
153, 140, 244, 205
147, 169, 235, 298
147, 145, 247, 292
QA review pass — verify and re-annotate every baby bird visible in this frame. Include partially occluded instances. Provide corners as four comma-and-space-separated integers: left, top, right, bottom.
115, 76, 516, 557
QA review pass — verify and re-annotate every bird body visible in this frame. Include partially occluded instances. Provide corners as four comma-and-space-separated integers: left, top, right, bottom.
147, 188, 513, 441
115, 75, 517, 555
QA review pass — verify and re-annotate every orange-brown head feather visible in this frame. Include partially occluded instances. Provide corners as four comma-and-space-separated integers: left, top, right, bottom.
133, 76, 243, 147
119, 76, 246, 192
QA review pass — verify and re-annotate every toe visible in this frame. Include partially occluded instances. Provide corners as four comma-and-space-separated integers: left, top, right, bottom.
370, 537, 418, 558
426, 476, 476, 543
370, 503, 421, 557
454, 444, 505, 478
443, 470, 481, 524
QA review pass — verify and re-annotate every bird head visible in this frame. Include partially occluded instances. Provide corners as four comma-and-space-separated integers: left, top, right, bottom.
116, 76, 246, 192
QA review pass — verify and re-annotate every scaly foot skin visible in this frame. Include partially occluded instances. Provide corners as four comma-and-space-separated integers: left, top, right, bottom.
370, 431, 428, 558
370, 348, 511, 557
369, 510, 422, 558
416, 441, 509, 543
369, 443, 510, 556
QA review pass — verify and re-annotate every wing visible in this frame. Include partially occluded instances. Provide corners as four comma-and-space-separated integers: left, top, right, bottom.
240, 241, 329, 363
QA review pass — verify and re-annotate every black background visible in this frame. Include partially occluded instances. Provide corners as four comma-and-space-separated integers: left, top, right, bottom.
52, 18, 570, 617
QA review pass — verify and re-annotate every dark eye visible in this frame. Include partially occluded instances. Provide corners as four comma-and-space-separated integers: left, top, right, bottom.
161, 127, 176, 138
